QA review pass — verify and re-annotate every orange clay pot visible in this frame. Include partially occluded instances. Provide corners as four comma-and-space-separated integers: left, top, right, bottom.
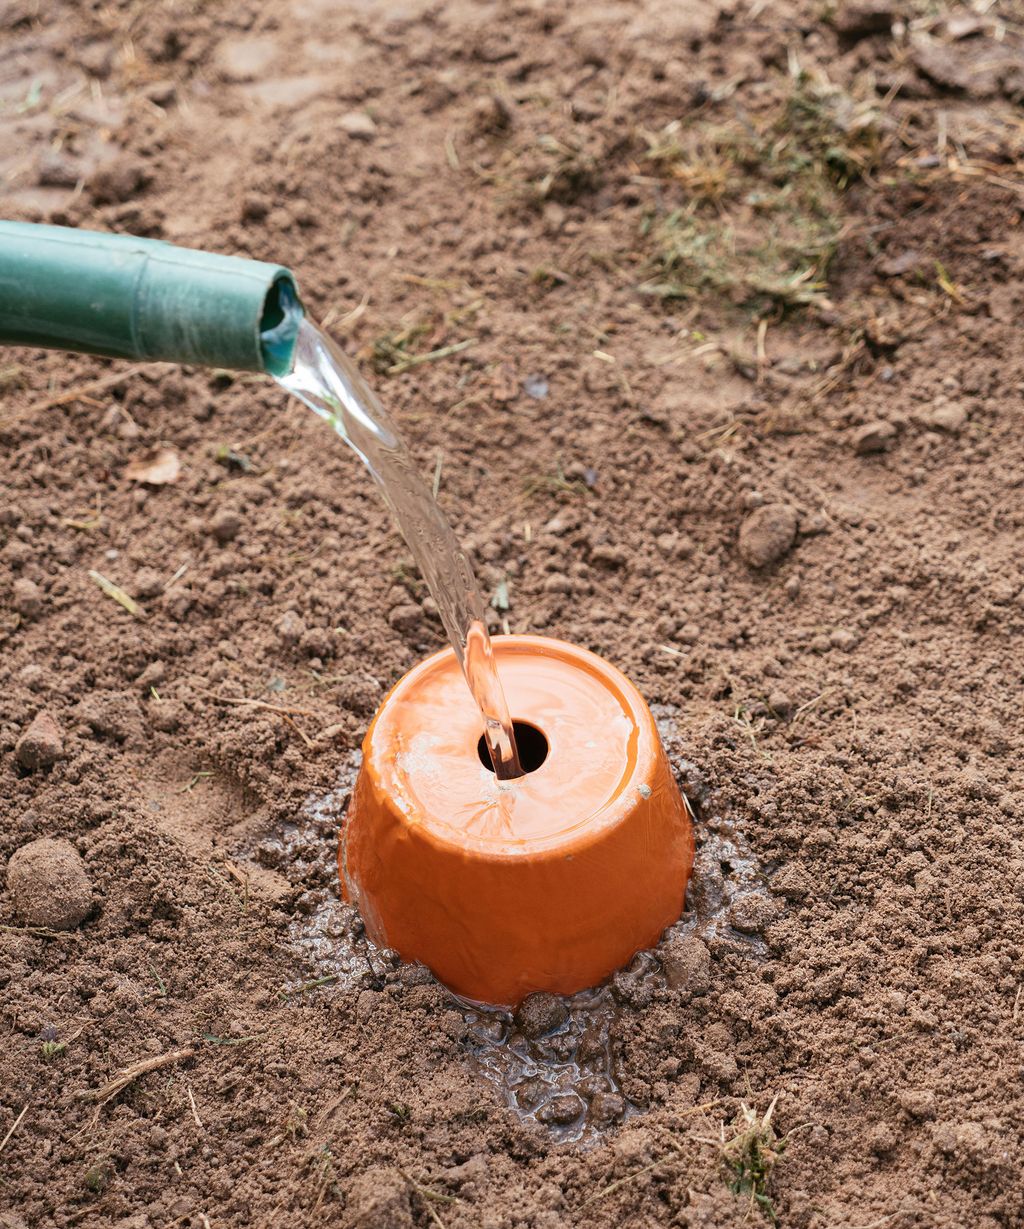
340, 635, 694, 1007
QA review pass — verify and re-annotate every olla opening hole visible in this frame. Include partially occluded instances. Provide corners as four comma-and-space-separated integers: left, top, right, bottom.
477, 721, 549, 774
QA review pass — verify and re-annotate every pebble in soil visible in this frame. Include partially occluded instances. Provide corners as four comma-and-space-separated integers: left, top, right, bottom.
243, 715, 775, 1144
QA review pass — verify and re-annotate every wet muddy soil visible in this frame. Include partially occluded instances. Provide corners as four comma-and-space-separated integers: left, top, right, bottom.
3, 2, 1024, 1227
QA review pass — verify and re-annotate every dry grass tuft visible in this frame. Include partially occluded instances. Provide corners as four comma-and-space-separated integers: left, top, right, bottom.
638, 71, 886, 313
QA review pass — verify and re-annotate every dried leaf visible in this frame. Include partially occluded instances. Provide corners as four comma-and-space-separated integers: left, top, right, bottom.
124, 448, 180, 486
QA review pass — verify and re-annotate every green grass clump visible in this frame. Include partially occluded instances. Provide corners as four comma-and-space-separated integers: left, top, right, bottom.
720, 1096, 786, 1224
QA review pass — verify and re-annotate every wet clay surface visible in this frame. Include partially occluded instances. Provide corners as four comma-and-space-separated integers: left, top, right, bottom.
3, 1, 1024, 1226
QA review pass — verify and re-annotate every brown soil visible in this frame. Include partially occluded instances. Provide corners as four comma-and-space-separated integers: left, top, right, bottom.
2, 2, 1024, 1226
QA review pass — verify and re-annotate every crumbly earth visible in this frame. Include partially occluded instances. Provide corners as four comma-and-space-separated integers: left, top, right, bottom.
2, 1, 1024, 1226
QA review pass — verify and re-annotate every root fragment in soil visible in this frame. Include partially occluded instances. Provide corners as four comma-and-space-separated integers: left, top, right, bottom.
75, 1047, 196, 1108
0, 1104, 29, 1154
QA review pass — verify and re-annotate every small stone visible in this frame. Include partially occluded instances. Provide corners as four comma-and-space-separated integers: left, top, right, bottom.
542, 573, 572, 594
867, 1123, 898, 1157
738, 503, 799, 569
471, 93, 513, 134
12, 577, 42, 619
928, 402, 968, 433
7, 837, 92, 930
240, 194, 269, 222
514, 991, 568, 1039
143, 79, 176, 106
387, 603, 422, 634
661, 934, 711, 994
77, 42, 113, 78
853, 420, 896, 455
340, 111, 377, 140
674, 623, 699, 645
15, 711, 63, 771
768, 689, 793, 718
209, 508, 242, 544
877, 249, 923, 278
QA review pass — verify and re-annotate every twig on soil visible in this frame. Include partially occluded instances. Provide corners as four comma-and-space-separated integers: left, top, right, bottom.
281, 712, 315, 749
386, 337, 476, 374
199, 692, 318, 718
88, 570, 143, 617
1013, 984, 1021, 1022
792, 687, 841, 723
280, 974, 340, 999
0, 1104, 28, 1154
186, 1084, 203, 1129
75, 1047, 195, 1106
400, 1169, 457, 1228
0, 922, 74, 939
198, 691, 318, 747
19, 363, 150, 417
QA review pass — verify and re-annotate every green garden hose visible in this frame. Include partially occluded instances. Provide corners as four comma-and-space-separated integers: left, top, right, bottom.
0, 221, 303, 376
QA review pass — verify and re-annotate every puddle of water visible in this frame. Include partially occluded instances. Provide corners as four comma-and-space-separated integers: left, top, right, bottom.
244, 709, 773, 1143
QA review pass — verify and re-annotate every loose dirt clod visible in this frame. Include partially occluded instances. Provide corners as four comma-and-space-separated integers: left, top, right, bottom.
210, 508, 242, 543
738, 505, 799, 569
6, 838, 92, 930
660, 934, 711, 994
853, 420, 896, 454
513, 991, 569, 1038
14, 711, 64, 771
12, 578, 42, 620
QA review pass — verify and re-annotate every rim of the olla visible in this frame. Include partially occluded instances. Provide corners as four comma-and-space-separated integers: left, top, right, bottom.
356, 634, 663, 862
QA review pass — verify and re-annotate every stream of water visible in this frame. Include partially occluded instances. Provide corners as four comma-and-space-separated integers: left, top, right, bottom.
276, 315, 522, 779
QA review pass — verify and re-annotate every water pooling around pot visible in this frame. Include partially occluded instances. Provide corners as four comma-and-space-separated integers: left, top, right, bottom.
244, 723, 776, 1145
276, 312, 522, 780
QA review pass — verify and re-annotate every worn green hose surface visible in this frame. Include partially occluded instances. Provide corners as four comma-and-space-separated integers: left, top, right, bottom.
0, 221, 302, 375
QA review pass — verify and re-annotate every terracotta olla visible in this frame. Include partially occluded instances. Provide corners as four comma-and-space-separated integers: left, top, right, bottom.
341, 635, 694, 1007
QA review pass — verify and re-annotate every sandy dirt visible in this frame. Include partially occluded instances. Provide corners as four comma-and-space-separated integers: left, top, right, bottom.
2, 1, 1024, 1226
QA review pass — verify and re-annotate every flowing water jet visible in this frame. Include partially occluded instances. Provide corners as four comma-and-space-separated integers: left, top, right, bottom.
276, 306, 523, 780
